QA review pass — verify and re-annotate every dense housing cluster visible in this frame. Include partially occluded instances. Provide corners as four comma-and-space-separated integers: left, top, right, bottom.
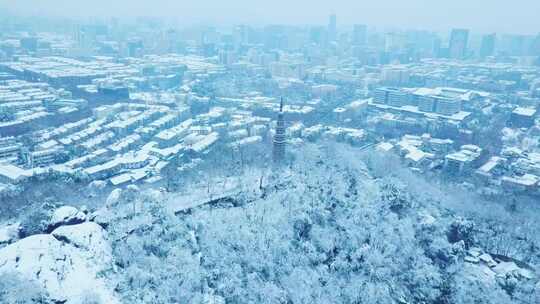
0, 14, 539, 196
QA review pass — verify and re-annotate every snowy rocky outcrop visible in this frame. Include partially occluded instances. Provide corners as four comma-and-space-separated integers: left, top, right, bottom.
48, 205, 87, 231
0, 222, 118, 303
52, 222, 113, 264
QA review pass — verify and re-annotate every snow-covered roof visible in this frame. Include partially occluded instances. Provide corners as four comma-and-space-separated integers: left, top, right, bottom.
512, 107, 536, 117
0, 164, 32, 182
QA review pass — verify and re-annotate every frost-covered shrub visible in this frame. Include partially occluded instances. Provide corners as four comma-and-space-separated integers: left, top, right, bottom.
426, 237, 464, 266
77, 290, 103, 304
380, 179, 412, 216
0, 272, 52, 304
123, 185, 140, 203
18, 207, 50, 238
292, 214, 312, 241
497, 273, 519, 295
447, 217, 475, 247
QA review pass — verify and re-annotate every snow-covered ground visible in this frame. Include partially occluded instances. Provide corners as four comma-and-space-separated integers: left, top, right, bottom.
0, 217, 119, 303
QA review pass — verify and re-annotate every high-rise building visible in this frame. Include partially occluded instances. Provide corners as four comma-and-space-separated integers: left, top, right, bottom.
373, 88, 388, 104
20, 37, 38, 53
384, 32, 406, 52
233, 25, 249, 47
529, 79, 540, 97
352, 24, 367, 46
273, 98, 286, 164
417, 96, 436, 112
328, 14, 337, 41
310, 26, 327, 46
480, 33, 496, 58
381, 67, 410, 86
218, 50, 237, 66
127, 39, 143, 57
531, 33, 540, 56
449, 29, 469, 59
434, 96, 461, 115
504, 35, 527, 56
387, 89, 410, 107
0, 137, 21, 162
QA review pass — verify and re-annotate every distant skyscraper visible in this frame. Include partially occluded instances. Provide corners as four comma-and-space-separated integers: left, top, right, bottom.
328, 14, 337, 41
273, 97, 286, 164
499, 34, 529, 56
529, 79, 540, 97
352, 24, 367, 46
531, 33, 540, 56
449, 28, 469, 59
509, 35, 526, 56
127, 39, 143, 57
480, 33, 496, 58
20, 37, 38, 53
432, 36, 442, 57
233, 25, 249, 47
310, 26, 325, 45
385, 32, 405, 52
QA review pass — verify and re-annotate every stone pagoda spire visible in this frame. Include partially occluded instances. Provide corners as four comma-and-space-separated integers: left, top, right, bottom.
272, 97, 286, 164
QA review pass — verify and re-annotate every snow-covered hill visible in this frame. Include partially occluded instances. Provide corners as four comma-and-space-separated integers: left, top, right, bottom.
1, 145, 539, 303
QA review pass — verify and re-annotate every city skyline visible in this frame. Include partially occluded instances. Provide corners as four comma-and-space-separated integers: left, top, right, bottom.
1, 0, 540, 35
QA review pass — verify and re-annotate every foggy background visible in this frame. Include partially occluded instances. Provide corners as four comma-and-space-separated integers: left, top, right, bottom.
1, 0, 539, 34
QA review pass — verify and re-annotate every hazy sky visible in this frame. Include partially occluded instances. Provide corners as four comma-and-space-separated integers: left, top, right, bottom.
1, 0, 539, 34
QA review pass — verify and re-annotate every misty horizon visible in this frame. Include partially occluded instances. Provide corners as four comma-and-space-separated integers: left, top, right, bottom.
1, 0, 540, 35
